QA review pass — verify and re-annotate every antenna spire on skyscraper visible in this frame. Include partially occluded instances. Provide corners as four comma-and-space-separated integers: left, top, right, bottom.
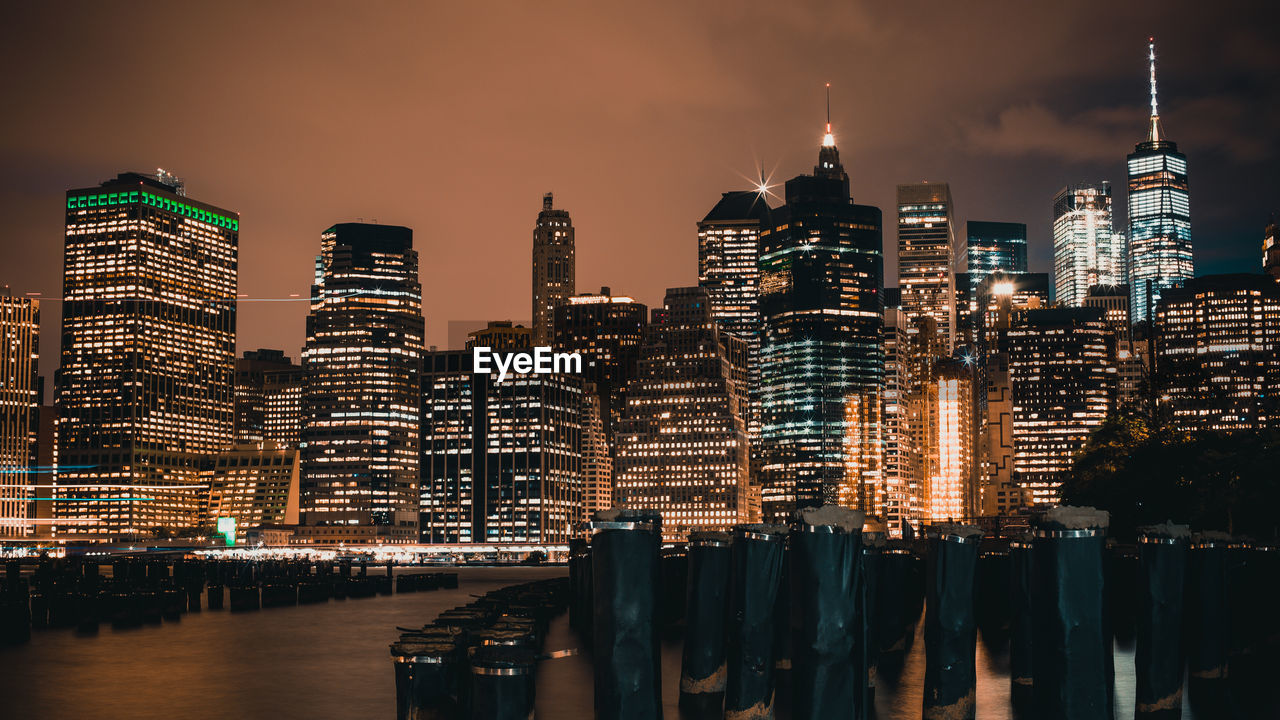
822, 82, 835, 148
1147, 37, 1163, 143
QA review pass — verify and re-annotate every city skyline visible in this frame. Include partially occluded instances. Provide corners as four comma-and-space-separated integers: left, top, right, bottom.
2, 4, 1278, 373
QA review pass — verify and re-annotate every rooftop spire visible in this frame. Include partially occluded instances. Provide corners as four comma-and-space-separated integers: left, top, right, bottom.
822, 82, 835, 148
1147, 38, 1164, 143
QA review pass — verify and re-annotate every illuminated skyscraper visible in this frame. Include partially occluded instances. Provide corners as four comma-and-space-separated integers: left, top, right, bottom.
964, 221, 1027, 293
1127, 39, 1192, 323
1264, 220, 1279, 282
698, 190, 771, 437
300, 223, 423, 544
204, 442, 300, 530
234, 349, 303, 447
1084, 285, 1145, 407
552, 288, 646, 441
56, 172, 237, 539
898, 182, 957, 352
924, 360, 976, 523
532, 193, 575, 345
1053, 183, 1126, 307
614, 287, 751, 541
580, 384, 612, 524
420, 349, 583, 544
1156, 275, 1280, 432
758, 108, 884, 521
881, 304, 913, 533
1007, 308, 1114, 506
0, 291, 39, 538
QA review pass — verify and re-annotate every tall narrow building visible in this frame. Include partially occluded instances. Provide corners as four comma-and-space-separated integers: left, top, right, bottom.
758, 106, 884, 521
1052, 183, 1126, 307
1128, 39, 1192, 323
0, 291, 39, 538
898, 183, 957, 352
56, 172, 238, 539
698, 190, 771, 439
300, 223, 423, 544
552, 288, 647, 442
614, 287, 751, 541
532, 193, 575, 345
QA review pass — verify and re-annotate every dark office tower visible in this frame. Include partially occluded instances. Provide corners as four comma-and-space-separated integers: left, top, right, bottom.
1128, 39, 1192, 323
466, 321, 532, 351
898, 182, 958, 352
758, 112, 884, 521
56, 172, 237, 539
698, 190, 771, 438
614, 287, 752, 541
1264, 219, 1280, 282
552, 287, 647, 440
300, 223, 423, 544
1, 291, 39, 539
532, 193, 575, 346
964, 221, 1028, 293
420, 350, 583, 544
1053, 183, 1126, 308
234, 349, 303, 447
1156, 275, 1280, 432
1007, 308, 1113, 507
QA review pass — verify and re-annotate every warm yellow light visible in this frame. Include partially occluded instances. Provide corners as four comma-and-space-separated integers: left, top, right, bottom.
822, 129, 836, 148
993, 281, 1015, 297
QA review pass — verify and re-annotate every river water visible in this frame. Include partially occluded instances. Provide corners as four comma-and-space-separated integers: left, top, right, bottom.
0, 566, 1267, 718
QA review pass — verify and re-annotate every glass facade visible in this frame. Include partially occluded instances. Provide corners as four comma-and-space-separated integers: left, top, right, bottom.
964, 221, 1027, 293
898, 183, 956, 352
758, 127, 883, 521
55, 172, 237, 539
1052, 183, 1126, 307
300, 223, 423, 543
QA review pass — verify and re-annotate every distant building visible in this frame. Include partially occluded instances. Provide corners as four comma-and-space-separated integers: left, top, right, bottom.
300, 223, 423, 544
1127, 40, 1192, 323
1052, 183, 1126, 308
898, 182, 957, 352
1085, 285, 1145, 407
614, 287, 751, 541
234, 349, 303, 447
964, 221, 1028, 293
0, 291, 39, 539
1007, 308, 1114, 506
698, 190, 771, 439
881, 306, 913, 533
1156, 274, 1280, 432
419, 349, 583, 544
552, 288, 646, 442
580, 385, 612, 523
467, 321, 533, 351
532, 193, 575, 345
1264, 219, 1279, 282
56, 172, 237, 539
758, 114, 884, 520
204, 443, 300, 530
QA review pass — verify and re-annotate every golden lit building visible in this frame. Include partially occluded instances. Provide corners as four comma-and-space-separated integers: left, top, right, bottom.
204, 442, 300, 529
299, 223, 423, 544
532, 193, 575, 346
56, 172, 237, 539
898, 182, 957, 352
580, 384, 612, 525
234, 349, 303, 447
615, 287, 751, 541
0, 291, 39, 539
924, 361, 976, 522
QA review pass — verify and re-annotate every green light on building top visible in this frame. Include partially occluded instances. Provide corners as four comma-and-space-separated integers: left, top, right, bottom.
67, 190, 239, 231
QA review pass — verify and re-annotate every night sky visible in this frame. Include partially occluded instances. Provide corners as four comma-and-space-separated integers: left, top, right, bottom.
2, 2, 1277, 377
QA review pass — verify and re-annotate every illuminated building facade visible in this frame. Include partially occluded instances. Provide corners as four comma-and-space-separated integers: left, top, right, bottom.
898, 182, 957, 352
614, 287, 751, 541
56, 172, 237, 538
300, 223, 423, 543
204, 442, 300, 529
1084, 285, 1145, 407
1264, 220, 1279, 282
580, 385, 612, 523
234, 349, 303, 447
924, 361, 976, 522
698, 190, 771, 438
964, 221, 1027, 293
758, 118, 883, 521
0, 292, 39, 538
881, 304, 913, 533
420, 349, 583, 543
532, 193, 575, 345
1156, 275, 1280, 432
552, 288, 646, 441
1053, 183, 1126, 307
1127, 40, 1192, 323
1007, 308, 1114, 506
